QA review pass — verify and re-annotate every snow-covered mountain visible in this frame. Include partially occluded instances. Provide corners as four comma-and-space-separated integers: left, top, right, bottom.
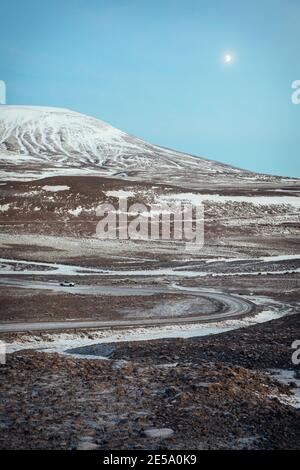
0, 105, 293, 188
0, 106, 299, 248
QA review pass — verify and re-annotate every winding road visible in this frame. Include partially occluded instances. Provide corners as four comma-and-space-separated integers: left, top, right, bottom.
0, 262, 255, 332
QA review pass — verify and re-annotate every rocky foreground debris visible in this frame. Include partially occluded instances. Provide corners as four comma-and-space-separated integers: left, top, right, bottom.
0, 313, 300, 450
110, 312, 300, 370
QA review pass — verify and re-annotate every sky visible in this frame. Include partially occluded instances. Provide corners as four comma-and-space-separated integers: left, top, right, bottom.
0, 0, 299, 177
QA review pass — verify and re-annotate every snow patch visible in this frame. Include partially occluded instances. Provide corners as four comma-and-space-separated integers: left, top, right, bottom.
159, 193, 300, 208
68, 207, 83, 216
268, 369, 300, 409
106, 190, 136, 199
42, 185, 70, 192
0, 203, 10, 212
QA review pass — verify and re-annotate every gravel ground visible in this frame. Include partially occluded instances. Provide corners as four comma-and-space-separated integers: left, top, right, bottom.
109, 312, 300, 371
0, 313, 300, 450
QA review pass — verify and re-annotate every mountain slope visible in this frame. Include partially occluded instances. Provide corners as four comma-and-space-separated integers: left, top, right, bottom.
0, 105, 295, 189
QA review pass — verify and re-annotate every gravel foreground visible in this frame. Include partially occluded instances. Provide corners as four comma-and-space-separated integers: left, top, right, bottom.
0, 314, 300, 450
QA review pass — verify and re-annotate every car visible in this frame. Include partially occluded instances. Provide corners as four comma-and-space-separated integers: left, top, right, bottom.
60, 280, 75, 287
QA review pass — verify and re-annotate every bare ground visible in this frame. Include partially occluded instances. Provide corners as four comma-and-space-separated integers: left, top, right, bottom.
0, 313, 300, 450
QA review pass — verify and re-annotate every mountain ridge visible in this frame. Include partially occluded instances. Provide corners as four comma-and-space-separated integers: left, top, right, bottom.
0, 105, 297, 189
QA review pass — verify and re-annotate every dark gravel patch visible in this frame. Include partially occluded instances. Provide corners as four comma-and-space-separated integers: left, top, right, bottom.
110, 313, 300, 371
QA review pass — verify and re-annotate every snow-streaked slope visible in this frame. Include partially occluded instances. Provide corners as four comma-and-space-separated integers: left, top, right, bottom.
0, 105, 236, 170
0, 105, 291, 187
0, 106, 142, 165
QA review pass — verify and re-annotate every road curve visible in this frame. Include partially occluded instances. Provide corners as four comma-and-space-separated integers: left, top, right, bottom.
0, 277, 255, 332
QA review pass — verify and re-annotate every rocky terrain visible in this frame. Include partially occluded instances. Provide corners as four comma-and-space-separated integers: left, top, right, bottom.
0, 313, 300, 450
0, 105, 299, 450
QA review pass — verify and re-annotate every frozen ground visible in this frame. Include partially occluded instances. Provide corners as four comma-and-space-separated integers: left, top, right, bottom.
268, 369, 300, 409
3, 299, 289, 355
0, 105, 300, 450
2, 312, 300, 450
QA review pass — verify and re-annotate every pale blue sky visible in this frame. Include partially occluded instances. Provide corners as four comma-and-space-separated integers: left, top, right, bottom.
0, 0, 299, 176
